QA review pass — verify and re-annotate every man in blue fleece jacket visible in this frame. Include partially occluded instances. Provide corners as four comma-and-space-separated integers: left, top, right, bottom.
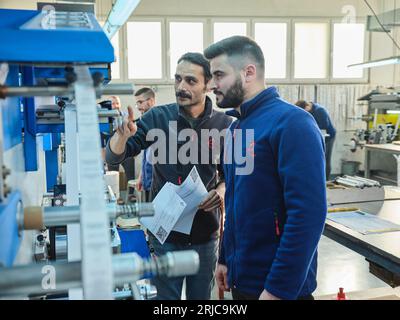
204, 36, 327, 300
295, 100, 336, 180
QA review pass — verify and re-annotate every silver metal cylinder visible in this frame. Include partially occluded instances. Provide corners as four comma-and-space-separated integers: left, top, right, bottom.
97, 109, 121, 118
112, 284, 157, 300
43, 206, 82, 227
100, 84, 134, 96
336, 177, 363, 188
0, 250, 199, 298
0, 261, 81, 297
23, 202, 155, 229
113, 203, 155, 219
159, 251, 200, 278
339, 176, 366, 188
1, 83, 134, 98
1, 86, 71, 97
343, 175, 380, 187
55, 232, 68, 261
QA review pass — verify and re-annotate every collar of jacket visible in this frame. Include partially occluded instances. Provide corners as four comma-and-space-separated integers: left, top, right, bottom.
178, 95, 214, 120
225, 86, 279, 119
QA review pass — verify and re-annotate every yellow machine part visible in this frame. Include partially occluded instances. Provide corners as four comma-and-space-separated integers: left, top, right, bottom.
368, 114, 400, 129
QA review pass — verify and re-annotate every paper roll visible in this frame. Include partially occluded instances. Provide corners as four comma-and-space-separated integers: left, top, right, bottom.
104, 171, 120, 198
24, 206, 44, 230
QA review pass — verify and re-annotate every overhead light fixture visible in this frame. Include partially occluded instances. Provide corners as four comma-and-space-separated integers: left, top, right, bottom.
103, 0, 141, 40
348, 56, 400, 69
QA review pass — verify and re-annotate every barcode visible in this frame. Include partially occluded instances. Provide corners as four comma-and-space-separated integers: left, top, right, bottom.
156, 226, 168, 242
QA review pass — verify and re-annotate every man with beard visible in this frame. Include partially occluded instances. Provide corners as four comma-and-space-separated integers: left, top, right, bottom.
106, 52, 232, 300
204, 36, 327, 300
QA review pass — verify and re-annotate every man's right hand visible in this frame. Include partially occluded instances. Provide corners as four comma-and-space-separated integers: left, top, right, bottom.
110, 106, 137, 155
216, 263, 230, 292
115, 105, 137, 140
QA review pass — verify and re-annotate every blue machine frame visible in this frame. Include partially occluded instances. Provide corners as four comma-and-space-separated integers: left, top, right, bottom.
0, 9, 113, 190
20, 65, 111, 191
0, 191, 22, 267
0, 8, 117, 266
0, 9, 114, 64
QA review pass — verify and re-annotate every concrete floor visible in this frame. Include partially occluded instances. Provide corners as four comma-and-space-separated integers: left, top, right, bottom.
211, 235, 389, 300
314, 235, 388, 297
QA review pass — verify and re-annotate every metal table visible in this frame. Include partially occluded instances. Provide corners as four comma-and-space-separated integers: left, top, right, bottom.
324, 187, 400, 285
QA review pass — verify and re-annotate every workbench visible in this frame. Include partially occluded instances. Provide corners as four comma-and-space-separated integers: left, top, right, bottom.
324, 187, 400, 287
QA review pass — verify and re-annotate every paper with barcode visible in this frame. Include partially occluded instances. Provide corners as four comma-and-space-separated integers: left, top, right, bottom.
172, 166, 208, 234
140, 182, 186, 244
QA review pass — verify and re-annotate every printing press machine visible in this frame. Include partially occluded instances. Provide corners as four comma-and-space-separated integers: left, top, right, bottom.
0, 7, 199, 300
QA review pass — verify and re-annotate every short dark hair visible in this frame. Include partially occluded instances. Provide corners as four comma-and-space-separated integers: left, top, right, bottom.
204, 36, 265, 76
295, 100, 308, 109
177, 52, 212, 83
135, 87, 155, 99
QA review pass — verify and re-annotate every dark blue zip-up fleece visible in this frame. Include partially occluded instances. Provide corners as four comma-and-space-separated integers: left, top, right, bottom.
141, 148, 153, 191
310, 103, 336, 140
220, 87, 327, 300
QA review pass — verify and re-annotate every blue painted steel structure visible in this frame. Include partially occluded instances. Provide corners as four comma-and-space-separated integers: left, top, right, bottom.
0, 9, 114, 64
0, 191, 22, 267
21, 66, 39, 171
0, 8, 116, 266
43, 133, 60, 192
2, 65, 22, 151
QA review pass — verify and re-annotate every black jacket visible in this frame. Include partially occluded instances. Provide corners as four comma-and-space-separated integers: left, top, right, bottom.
106, 96, 232, 244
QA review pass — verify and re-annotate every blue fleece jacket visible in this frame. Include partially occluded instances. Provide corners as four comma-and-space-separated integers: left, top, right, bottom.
310, 103, 336, 140
141, 148, 153, 191
220, 87, 327, 300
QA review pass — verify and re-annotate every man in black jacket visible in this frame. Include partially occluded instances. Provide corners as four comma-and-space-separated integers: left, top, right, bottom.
106, 52, 232, 299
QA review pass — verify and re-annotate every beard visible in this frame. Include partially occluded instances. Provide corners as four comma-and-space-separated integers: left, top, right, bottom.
215, 77, 245, 109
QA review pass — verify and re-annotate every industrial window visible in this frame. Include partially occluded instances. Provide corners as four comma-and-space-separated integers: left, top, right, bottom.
332, 23, 365, 79
109, 32, 120, 79
116, 17, 368, 83
169, 22, 204, 79
254, 23, 287, 79
294, 22, 329, 79
213, 22, 247, 43
127, 21, 163, 79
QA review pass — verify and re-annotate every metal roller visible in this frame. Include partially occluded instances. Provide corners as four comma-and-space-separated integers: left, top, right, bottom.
342, 175, 380, 187
0, 251, 199, 298
335, 177, 364, 188
22, 202, 155, 230
339, 176, 366, 188
0, 83, 134, 99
